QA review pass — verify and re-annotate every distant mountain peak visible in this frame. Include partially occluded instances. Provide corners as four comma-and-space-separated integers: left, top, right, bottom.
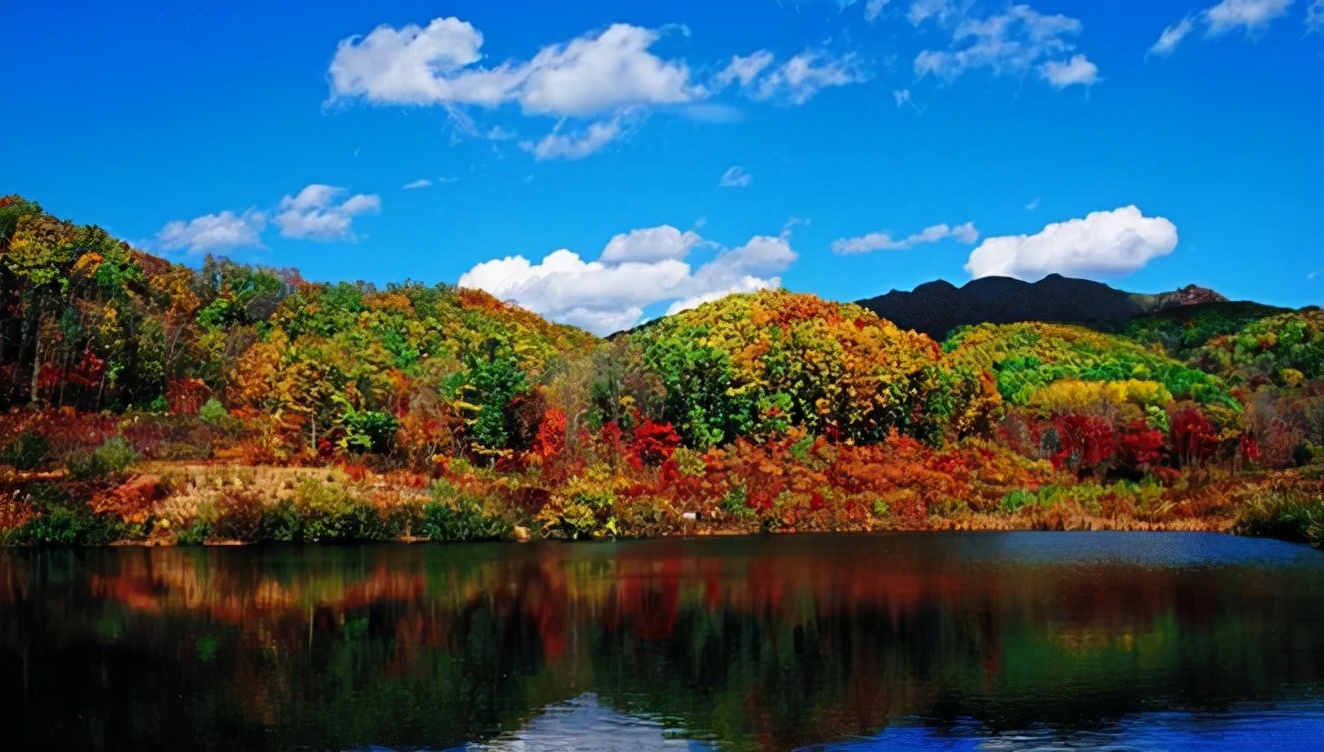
1166, 284, 1227, 306
856, 275, 1229, 340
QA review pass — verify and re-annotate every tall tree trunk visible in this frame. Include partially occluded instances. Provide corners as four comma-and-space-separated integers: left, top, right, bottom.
29, 326, 41, 405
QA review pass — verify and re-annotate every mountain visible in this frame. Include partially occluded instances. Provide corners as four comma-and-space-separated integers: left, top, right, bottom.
855, 274, 1230, 341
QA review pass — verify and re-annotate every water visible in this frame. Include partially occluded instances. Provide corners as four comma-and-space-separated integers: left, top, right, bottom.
2, 532, 1322, 751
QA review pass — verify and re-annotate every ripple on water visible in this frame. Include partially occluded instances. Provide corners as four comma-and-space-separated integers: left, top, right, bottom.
808, 706, 1324, 752
471, 694, 713, 751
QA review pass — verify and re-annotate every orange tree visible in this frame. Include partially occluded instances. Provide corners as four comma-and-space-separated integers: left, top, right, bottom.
631, 290, 998, 448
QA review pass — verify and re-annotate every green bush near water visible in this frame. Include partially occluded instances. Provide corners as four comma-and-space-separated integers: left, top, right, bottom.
1233, 490, 1324, 549
7, 483, 126, 545
417, 482, 512, 541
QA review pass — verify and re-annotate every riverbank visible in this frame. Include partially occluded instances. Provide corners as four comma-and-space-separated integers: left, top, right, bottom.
3, 459, 1319, 548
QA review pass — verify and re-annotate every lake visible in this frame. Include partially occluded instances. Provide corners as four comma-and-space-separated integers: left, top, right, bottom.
2, 532, 1322, 751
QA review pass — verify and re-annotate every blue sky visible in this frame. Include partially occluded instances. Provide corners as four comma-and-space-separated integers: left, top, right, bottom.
2, 0, 1321, 333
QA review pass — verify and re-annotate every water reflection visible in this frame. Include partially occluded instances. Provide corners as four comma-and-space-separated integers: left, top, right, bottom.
2, 533, 1322, 751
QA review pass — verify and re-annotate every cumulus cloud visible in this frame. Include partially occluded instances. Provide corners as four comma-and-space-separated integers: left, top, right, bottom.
156, 209, 266, 254
964, 206, 1177, 280
329, 19, 696, 116
329, 19, 704, 159
832, 221, 978, 254
521, 119, 623, 160
456, 226, 796, 335
719, 165, 752, 187
914, 4, 1093, 87
272, 184, 381, 241
331, 17, 869, 158
517, 24, 697, 116
600, 225, 703, 263
1040, 54, 1098, 88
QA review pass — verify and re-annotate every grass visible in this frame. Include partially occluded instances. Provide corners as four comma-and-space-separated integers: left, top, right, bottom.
1233, 487, 1324, 549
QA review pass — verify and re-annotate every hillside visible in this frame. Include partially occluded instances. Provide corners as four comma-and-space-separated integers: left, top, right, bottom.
856, 274, 1228, 341
1, 195, 1321, 548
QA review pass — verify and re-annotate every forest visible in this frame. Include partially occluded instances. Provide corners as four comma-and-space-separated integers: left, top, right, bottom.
1, 195, 1321, 547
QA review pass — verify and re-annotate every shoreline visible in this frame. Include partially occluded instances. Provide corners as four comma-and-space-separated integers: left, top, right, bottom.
3, 460, 1318, 549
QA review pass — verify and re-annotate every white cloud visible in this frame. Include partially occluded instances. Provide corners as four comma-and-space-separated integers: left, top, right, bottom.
719, 165, 752, 187
1026, 197, 1040, 210
456, 226, 796, 335
832, 221, 978, 254
329, 19, 705, 160
745, 51, 865, 104
908, 0, 954, 25
964, 206, 1177, 280
403, 178, 433, 189
521, 119, 622, 160
914, 5, 1087, 83
1152, 0, 1294, 56
712, 51, 776, 89
1040, 54, 1098, 88
600, 225, 702, 263
156, 209, 266, 254
272, 184, 381, 242
865, 0, 893, 22
329, 19, 696, 116
1309, 0, 1324, 32
893, 88, 912, 107
1204, 0, 1294, 35
332, 17, 868, 160
713, 49, 865, 105
517, 24, 697, 116
1149, 16, 1196, 56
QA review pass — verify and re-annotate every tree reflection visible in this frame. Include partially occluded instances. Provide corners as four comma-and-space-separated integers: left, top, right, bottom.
2, 536, 1322, 751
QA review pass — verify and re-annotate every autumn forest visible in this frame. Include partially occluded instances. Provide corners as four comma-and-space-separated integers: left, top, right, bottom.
1, 195, 1321, 548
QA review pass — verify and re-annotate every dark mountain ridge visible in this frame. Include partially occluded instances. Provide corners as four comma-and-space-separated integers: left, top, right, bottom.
856, 273, 1237, 341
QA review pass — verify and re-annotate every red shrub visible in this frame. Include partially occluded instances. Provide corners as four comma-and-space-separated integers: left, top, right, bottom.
1117, 421, 1166, 473
1050, 414, 1117, 477
630, 418, 682, 467
166, 378, 209, 416
533, 408, 567, 462
1170, 408, 1218, 465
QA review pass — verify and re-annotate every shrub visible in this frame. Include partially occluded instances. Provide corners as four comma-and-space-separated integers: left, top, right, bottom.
210, 488, 265, 542
175, 519, 212, 546
536, 465, 623, 539
65, 435, 138, 481
13, 485, 124, 545
259, 499, 303, 542
198, 398, 231, 428
420, 484, 511, 542
720, 486, 754, 519
293, 480, 389, 541
1233, 489, 1324, 548
1001, 488, 1036, 513
0, 431, 51, 470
